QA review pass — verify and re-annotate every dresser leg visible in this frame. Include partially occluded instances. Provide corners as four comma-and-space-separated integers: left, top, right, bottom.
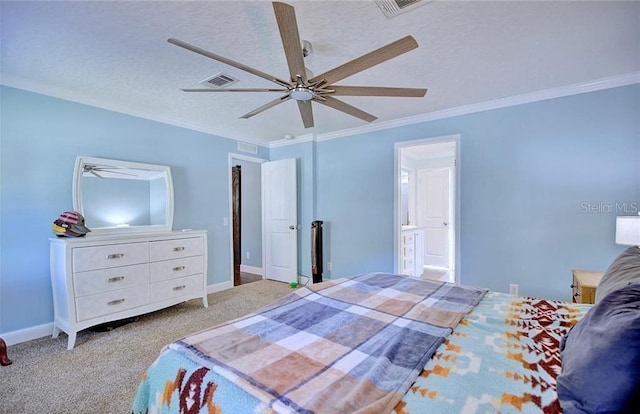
67, 332, 77, 350
0, 337, 12, 366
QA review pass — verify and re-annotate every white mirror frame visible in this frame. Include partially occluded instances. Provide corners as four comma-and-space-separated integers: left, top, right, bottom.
72, 156, 175, 235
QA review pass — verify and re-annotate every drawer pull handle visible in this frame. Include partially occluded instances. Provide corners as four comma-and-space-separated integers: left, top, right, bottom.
106, 253, 124, 259
107, 298, 125, 306
173, 285, 186, 291
173, 265, 186, 271
107, 276, 125, 283
173, 247, 185, 252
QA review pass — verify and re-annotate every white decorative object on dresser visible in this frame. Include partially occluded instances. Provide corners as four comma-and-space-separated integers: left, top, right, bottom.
50, 231, 208, 349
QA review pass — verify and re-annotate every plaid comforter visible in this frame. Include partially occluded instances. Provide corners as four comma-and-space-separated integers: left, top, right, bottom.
170, 273, 487, 413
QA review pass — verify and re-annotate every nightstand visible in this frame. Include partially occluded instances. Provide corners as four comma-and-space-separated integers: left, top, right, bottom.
571, 269, 605, 304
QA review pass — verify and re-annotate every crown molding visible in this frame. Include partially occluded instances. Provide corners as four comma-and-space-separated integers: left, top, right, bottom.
0, 76, 272, 149
269, 132, 315, 148
273, 71, 640, 147
3, 71, 637, 151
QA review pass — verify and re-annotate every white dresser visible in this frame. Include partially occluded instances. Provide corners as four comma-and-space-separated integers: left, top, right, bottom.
50, 230, 208, 349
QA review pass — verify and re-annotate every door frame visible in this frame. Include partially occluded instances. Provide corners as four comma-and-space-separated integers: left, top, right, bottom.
227, 153, 267, 285
393, 134, 461, 283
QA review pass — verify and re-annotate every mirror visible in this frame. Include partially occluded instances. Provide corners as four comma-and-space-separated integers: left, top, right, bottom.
72, 156, 174, 234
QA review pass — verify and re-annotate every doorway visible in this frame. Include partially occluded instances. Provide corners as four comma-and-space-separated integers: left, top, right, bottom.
228, 154, 266, 286
395, 136, 459, 283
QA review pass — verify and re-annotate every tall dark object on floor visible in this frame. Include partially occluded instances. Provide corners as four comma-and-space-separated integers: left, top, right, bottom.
232, 165, 242, 286
311, 221, 324, 283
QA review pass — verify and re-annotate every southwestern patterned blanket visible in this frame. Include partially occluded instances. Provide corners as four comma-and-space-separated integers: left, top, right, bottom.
394, 292, 591, 413
166, 273, 487, 413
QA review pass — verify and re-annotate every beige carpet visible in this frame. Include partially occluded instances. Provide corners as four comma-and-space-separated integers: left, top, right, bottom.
0, 280, 293, 414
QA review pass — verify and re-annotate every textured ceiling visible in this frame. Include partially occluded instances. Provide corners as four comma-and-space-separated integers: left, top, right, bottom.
2, 1, 639, 145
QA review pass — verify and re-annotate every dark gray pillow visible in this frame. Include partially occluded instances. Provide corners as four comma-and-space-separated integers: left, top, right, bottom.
557, 284, 640, 413
595, 246, 640, 303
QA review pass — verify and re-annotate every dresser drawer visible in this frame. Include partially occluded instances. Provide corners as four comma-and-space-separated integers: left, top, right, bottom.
73, 243, 149, 272
75, 285, 149, 321
150, 256, 204, 283
149, 237, 203, 261
151, 274, 204, 303
74, 263, 149, 297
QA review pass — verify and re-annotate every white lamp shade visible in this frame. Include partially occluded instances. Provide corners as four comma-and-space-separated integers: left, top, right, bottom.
615, 216, 640, 246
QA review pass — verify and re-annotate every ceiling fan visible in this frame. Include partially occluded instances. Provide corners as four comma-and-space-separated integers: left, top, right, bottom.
83, 164, 135, 178
168, 2, 427, 129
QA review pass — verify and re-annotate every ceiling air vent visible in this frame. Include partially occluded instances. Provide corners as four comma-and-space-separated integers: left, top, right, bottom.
375, 0, 432, 18
237, 141, 258, 155
200, 72, 239, 89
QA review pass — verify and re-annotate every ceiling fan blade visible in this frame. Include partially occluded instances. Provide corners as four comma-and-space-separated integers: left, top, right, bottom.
309, 36, 419, 85
330, 85, 427, 98
272, 2, 307, 83
168, 38, 290, 87
315, 96, 377, 123
297, 100, 314, 128
85, 166, 136, 178
103, 170, 136, 177
240, 95, 291, 119
181, 88, 288, 93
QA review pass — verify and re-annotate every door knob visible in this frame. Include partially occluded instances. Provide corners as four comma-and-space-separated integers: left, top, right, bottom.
289, 225, 295, 230
443, 222, 449, 226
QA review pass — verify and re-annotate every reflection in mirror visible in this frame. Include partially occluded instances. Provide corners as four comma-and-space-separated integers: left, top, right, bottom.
73, 156, 174, 234
400, 168, 415, 226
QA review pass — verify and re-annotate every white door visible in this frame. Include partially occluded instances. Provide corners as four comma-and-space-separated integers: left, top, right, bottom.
417, 168, 450, 268
262, 159, 298, 283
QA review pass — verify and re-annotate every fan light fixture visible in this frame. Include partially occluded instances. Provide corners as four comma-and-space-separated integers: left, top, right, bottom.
290, 87, 314, 101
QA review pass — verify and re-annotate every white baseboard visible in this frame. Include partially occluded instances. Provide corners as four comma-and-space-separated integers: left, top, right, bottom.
3, 281, 235, 346
2, 323, 54, 346
207, 280, 233, 294
240, 264, 263, 275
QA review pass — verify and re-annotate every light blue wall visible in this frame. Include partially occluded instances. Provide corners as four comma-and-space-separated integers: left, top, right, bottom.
316, 133, 398, 279
0, 85, 268, 333
314, 84, 639, 300
1, 83, 638, 335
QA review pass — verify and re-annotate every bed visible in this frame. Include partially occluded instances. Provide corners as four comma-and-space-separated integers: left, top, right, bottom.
131, 262, 639, 414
